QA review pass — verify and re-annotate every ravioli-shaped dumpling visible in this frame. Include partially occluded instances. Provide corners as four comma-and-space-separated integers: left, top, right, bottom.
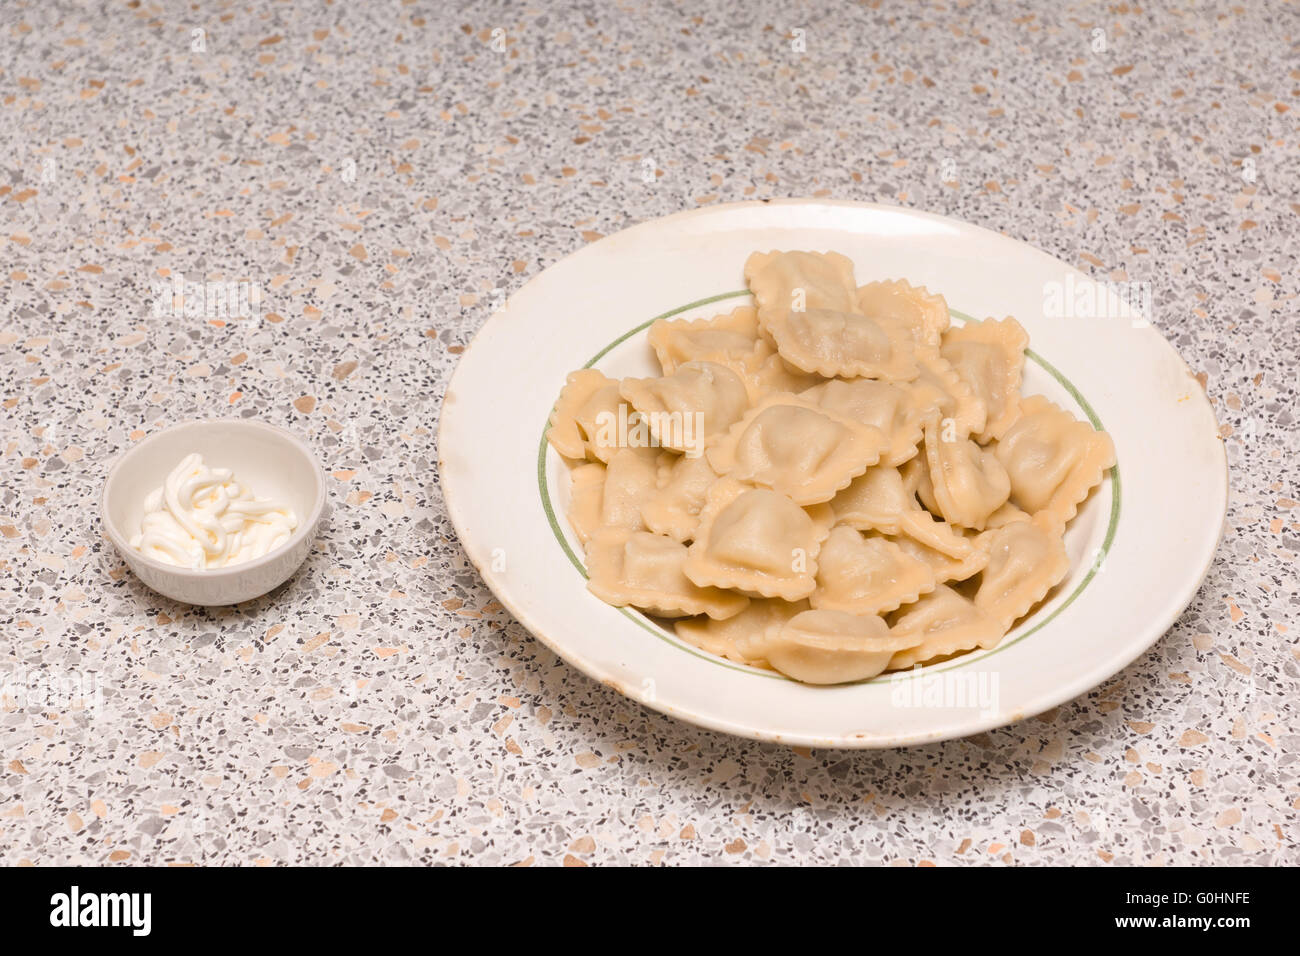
620, 361, 749, 455
566, 461, 606, 544
683, 479, 833, 601
759, 609, 922, 684
708, 393, 887, 505
993, 394, 1116, 523
648, 306, 761, 374
745, 250, 918, 380
984, 500, 1031, 529
856, 279, 951, 350
922, 418, 1011, 530
641, 452, 720, 543
759, 307, 919, 380
744, 250, 859, 314
801, 378, 925, 467
586, 528, 749, 620
940, 317, 1029, 443
599, 445, 660, 532
887, 532, 989, 583
811, 526, 937, 616
908, 348, 987, 439
828, 465, 915, 534
902, 509, 984, 560
718, 339, 824, 399
547, 369, 631, 462
829, 463, 974, 559
675, 597, 809, 667
974, 512, 1070, 629
899, 452, 997, 549
886, 585, 1005, 670
899, 451, 941, 515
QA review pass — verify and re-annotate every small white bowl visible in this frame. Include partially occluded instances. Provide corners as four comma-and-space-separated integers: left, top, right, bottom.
101, 419, 327, 606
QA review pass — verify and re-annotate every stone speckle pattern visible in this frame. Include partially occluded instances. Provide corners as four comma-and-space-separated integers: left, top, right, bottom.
1, 0, 1296, 866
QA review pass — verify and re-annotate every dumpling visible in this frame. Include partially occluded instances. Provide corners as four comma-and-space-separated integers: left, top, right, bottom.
758, 609, 923, 684
547, 369, 629, 462
648, 305, 761, 374
908, 348, 986, 439
757, 307, 918, 381
620, 361, 749, 455
856, 279, 951, 350
984, 500, 1031, 529
886, 585, 1005, 670
922, 417, 1011, 530
717, 338, 824, 399
674, 597, 809, 666
811, 526, 937, 616
745, 251, 917, 380
566, 461, 606, 544
896, 509, 982, 560
744, 250, 859, 314
827, 465, 916, 534
801, 378, 926, 467
940, 317, 1029, 442
548, 249, 1113, 680
707, 392, 887, 505
974, 511, 1070, 629
899, 509, 977, 561
899, 451, 942, 515
586, 528, 749, 620
993, 394, 1116, 523
641, 452, 720, 543
683, 479, 834, 601
887, 532, 989, 584
599, 445, 660, 532
829, 463, 975, 558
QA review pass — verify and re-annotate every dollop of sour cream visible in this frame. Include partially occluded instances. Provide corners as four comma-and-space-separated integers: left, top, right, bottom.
129, 453, 298, 569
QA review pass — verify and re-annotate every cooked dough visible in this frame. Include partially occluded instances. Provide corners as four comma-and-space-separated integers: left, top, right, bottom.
586, 528, 749, 620
856, 279, 951, 350
940, 317, 1029, 443
683, 479, 833, 601
674, 597, 809, 666
811, 526, 937, 616
545, 250, 1115, 684
975, 511, 1071, 629
994, 394, 1116, 523
886, 585, 1005, 670
641, 452, 720, 543
921, 417, 1011, 531
801, 378, 926, 467
648, 305, 762, 374
758, 609, 923, 684
707, 392, 887, 505
747, 251, 917, 380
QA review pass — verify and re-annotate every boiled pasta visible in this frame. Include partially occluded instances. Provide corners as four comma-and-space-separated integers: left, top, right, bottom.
546, 250, 1116, 684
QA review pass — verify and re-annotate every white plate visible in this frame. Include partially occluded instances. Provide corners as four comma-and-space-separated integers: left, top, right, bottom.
438, 200, 1227, 748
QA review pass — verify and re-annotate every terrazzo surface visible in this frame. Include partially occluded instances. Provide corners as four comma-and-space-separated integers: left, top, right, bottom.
1, 0, 1296, 866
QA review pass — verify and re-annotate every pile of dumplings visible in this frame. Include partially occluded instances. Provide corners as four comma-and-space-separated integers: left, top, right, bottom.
547, 250, 1116, 685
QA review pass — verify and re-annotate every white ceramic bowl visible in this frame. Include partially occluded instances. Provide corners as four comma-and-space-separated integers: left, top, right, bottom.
101, 419, 326, 605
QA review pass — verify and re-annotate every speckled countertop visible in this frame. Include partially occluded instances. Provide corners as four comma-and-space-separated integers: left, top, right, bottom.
1, 0, 1295, 866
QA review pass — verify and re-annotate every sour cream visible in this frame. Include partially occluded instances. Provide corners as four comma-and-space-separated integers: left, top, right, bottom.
129, 453, 298, 569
